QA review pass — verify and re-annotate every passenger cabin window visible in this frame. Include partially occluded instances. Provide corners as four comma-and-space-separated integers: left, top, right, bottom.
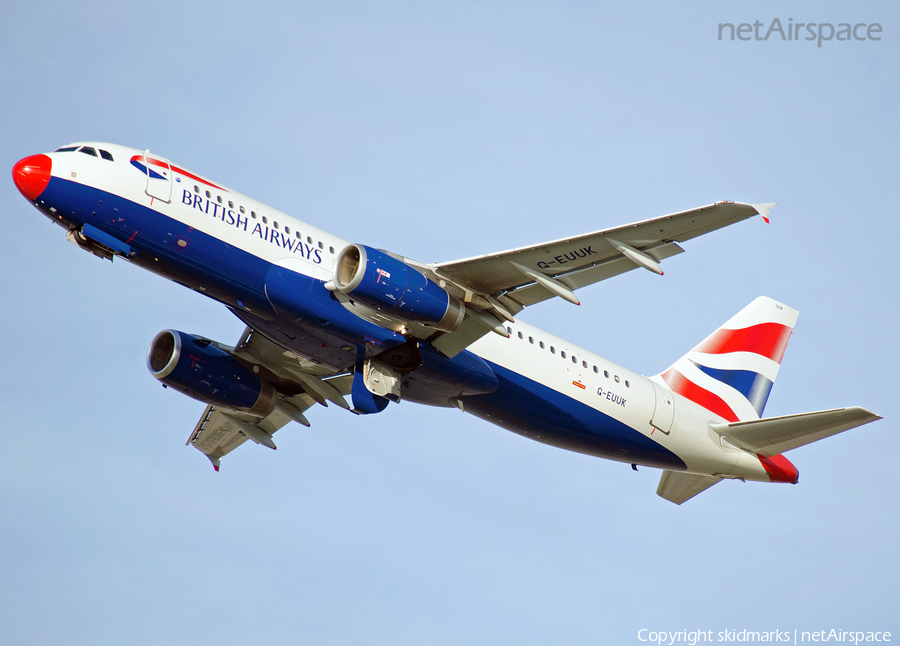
262, 216, 268, 224
285, 226, 290, 234
318, 241, 324, 249
529, 336, 534, 344
604, 370, 610, 378
228, 201, 234, 209
217, 196, 223, 204
550, 346, 556, 354
273, 221, 279, 230
205, 190, 211, 198
99, 149, 114, 161
517, 331, 523, 339
329, 246, 335, 254
79, 146, 98, 157
625, 380, 630, 388
539, 341, 545, 349
307, 236, 312, 244
593, 366, 599, 373
295, 231, 302, 239
561, 351, 566, 359
240, 206, 245, 214
251, 211, 257, 219
194, 185, 200, 193
572, 356, 577, 364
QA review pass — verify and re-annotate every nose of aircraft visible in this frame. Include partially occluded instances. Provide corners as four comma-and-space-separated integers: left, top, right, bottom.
12, 154, 52, 200
759, 453, 799, 484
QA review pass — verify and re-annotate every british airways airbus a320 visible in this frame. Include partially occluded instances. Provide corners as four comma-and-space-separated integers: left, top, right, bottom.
12, 143, 881, 504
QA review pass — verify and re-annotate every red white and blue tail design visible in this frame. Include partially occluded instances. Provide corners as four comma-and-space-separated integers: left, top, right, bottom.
657, 297, 798, 422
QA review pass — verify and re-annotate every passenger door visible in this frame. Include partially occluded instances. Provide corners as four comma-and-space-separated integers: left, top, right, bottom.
142, 152, 172, 203
650, 380, 675, 434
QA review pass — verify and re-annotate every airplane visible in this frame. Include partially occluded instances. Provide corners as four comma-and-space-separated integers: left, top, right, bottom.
12, 142, 881, 504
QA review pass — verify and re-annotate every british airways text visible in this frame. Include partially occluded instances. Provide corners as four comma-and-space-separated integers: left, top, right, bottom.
181, 190, 322, 263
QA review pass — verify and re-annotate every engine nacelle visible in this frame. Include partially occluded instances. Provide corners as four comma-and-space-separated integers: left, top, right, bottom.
333, 244, 464, 332
147, 330, 275, 415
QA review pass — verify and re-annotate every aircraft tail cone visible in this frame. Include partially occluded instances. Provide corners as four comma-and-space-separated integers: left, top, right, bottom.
759, 454, 799, 484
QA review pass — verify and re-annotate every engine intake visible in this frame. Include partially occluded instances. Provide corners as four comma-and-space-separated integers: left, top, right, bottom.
147, 330, 275, 415
333, 244, 464, 332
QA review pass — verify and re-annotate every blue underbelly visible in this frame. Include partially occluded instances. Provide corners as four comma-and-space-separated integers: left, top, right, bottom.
461, 362, 686, 470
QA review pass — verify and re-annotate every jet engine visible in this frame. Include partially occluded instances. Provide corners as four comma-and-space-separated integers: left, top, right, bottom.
333, 244, 464, 332
147, 330, 275, 415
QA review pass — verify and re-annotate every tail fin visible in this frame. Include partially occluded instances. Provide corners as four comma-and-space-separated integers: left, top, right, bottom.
657, 296, 799, 422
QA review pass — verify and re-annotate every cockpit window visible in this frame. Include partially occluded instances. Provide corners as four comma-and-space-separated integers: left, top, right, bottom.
99, 149, 114, 161
54, 146, 79, 152
78, 146, 98, 157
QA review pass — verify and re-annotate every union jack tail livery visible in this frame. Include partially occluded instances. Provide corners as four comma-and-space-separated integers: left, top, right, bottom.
659, 296, 798, 423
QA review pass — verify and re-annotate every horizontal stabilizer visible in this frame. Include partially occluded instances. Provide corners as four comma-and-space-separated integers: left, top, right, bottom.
657, 470, 722, 505
710, 407, 881, 457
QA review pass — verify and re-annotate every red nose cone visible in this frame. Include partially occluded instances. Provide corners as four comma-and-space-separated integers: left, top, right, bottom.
759, 454, 799, 484
12, 154, 52, 200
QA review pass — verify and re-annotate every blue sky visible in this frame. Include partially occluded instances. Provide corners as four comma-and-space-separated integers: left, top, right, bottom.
1, 2, 897, 644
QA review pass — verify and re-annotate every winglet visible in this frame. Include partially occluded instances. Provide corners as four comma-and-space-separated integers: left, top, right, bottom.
753, 202, 776, 224
207, 454, 221, 472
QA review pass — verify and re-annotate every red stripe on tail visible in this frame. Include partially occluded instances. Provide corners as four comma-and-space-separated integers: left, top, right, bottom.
693, 322, 793, 364
661, 369, 739, 422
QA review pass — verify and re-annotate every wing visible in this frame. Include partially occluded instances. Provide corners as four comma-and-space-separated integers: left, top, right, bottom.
433, 201, 773, 309
185, 327, 354, 470
427, 201, 773, 357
